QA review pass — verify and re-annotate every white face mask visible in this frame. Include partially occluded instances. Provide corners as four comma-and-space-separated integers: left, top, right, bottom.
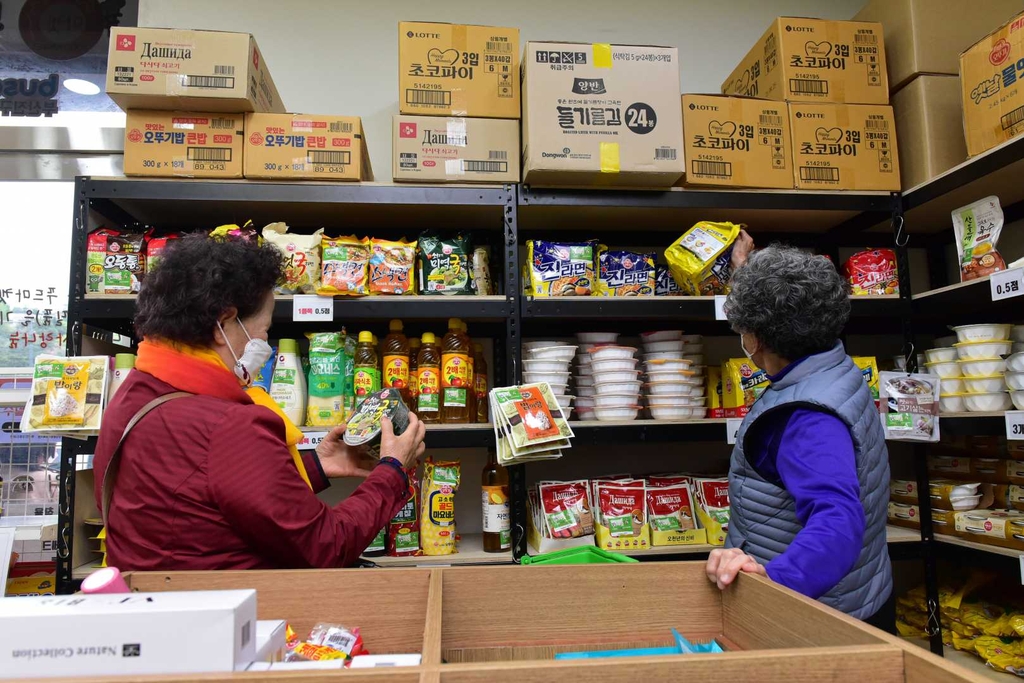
217, 318, 273, 387
741, 335, 757, 362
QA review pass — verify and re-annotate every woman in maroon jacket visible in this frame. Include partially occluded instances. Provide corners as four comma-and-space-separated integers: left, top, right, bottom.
93, 234, 425, 570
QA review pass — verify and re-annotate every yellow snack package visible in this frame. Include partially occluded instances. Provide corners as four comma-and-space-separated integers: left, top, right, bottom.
852, 356, 880, 407
526, 240, 597, 297
420, 458, 460, 556
975, 635, 1024, 674
318, 235, 369, 297
896, 619, 927, 639
722, 358, 769, 418
664, 221, 741, 296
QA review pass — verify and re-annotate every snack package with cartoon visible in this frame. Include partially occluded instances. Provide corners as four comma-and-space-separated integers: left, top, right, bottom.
596, 247, 656, 297
665, 221, 741, 296
525, 240, 597, 297
692, 477, 730, 546
646, 482, 706, 546
539, 480, 594, 539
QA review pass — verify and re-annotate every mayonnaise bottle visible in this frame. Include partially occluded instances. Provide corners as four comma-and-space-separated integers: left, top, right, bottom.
270, 338, 307, 425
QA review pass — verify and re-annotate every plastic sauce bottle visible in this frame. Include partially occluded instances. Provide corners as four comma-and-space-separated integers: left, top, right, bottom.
408, 336, 421, 415
473, 343, 489, 424
458, 321, 478, 423
382, 319, 411, 406
441, 318, 471, 424
353, 331, 381, 406
270, 339, 307, 425
108, 353, 136, 402
481, 450, 510, 552
417, 333, 442, 423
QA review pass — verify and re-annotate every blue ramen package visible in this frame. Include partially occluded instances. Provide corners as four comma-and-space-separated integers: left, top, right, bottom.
597, 248, 655, 297
656, 265, 684, 296
526, 240, 597, 297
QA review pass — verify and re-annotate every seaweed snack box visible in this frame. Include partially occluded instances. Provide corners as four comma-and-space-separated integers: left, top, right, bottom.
243, 113, 372, 181
960, 10, 1024, 156
124, 111, 244, 178
722, 18, 888, 105
522, 41, 685, 187
398, 21, 519, 119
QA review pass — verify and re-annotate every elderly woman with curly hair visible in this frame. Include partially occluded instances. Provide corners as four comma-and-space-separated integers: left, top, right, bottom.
705, 242, 893, 633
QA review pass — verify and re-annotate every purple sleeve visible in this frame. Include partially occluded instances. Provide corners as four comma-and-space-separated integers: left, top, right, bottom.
764, 409, 865, 599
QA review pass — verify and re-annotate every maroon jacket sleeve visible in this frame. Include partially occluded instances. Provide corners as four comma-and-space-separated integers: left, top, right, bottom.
206, 404, 409, 568
300, 451, 331, 494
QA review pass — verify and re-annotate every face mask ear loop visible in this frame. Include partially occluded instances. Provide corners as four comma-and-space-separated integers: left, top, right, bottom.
216, 320, 242, 364
236, 317, 255, 343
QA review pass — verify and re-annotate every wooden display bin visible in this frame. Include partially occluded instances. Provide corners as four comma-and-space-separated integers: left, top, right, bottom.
43, 563, 985, 682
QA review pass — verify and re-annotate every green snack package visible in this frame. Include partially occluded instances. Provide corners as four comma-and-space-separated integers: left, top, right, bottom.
417, 231, 473, 295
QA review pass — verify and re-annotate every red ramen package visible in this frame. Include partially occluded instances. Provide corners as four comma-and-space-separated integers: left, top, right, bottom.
597, 247, 656, 297
369, 238, 416, 295
262, 222, 324, 294
655, 265, 684, 296
86, 228, 146, 295
526, 240, 597, 297
539, 480, 594, 539
387, 466, 421, 556
843, 249, 898, 296
880, 371, 940, 442
144, 232, 178, 275
319, 235, 370, 296
953, 196, 1006, 282
596, 481, 648, 550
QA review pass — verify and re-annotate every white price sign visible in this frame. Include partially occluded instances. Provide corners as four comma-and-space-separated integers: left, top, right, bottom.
714, 295, 728, 321
1007, 411, 1024, 441
725, 417, 743, 445
297, 431, 328, 451
292, 295, 334, 322
991, 267, 1024, 301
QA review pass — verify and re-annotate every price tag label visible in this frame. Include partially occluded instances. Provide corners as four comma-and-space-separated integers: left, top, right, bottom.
292, 295, 334, 322
297, 431, 328, 451
714, 295, 728, 321
725, 417, 743, 445
991, 268, 1024, 301
1007, 411, 1024, 441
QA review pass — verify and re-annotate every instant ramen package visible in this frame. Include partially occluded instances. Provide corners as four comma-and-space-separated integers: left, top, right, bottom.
262, 222, 323, 294
655, 264, 684, 296
368, 238, 416, 295
305, 331, 346, 426
665, 221, 741, 296
596, 247, 656, 297
319, 235, 370, 296
953, 196, 1006, 282
144, 232, 178, 275
526, 240, 597, 297
880, 371, 941, 442
843, 249, 898, 296
417, 231, 472, 295
22, 355, 109, 434
86, 228, 146, 295
420, 457, 461, 556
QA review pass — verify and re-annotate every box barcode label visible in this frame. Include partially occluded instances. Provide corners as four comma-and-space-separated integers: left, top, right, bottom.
800, 166, 840, 183
210, 118, 235, 129
1002, 106, 1024, 131
692, 160, 731, 178
854, 34, 878, 44
182, 75, 234, 89
865, 119, 889, 131
759, 114, 783, 126
308, 150, 351, 165
464, 160, 509, 173
406, 89, 452, 107
487, 41, 513, 52
214, 65, 235, 75
188, 147, 232, 162
789, 79, 828, 95
489, 150, 508, 160
330, 121, 353, 133
655, 147, 678, 160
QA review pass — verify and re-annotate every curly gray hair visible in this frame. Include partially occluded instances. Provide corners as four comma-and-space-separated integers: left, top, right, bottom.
726, 245, 850, 360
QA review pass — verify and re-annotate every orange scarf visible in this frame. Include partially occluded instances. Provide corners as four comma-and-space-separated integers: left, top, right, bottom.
135, 339, 312, 488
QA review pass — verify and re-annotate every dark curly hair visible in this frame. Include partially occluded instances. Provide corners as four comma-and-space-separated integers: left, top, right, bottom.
135, 234, 283, 347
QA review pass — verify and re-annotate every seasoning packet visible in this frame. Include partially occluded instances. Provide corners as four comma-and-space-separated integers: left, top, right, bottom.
368, 238, 416, 295
526, 240, 597, 297
880, 371, 941, 442
655, 264, 684, 296
420, 458, 460, 556
595, 482, 649, 551
692, 478, 731, 546
306, 332, 345, 426
664, 221, 741, 296
843, 249, 898, 296
22, 355, 108, 433
418, 232, 473, 295
492, 383, 574, 452
388, 466, 421, 556
473, 245, 493, 296
262, 222, 324, 294
319, 235, 370, 297
596, 247, 656, 297
144, 232, 178, 275
953, 196, 1006, 282
86, 228, 146, 295
647, 483, 700, 546
539, 480, 594, 539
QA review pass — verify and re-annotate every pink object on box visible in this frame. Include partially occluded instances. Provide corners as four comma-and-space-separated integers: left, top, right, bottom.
80, 566, 130, 594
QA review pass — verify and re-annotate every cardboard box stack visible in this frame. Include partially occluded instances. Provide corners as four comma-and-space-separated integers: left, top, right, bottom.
959, 10, 1024, 157
856, 0, 1021, 185
720, 17, 900, 191
394, 22, 520, 183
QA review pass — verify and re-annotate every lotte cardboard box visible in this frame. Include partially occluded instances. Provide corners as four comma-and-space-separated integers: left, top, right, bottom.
106, 27, 284, 113
855, 0, 1024, 92
788, 103, 900, 191
722, 17, 888, 105
522, 41, 685, 187
960, 10, 1024, 157
398, 21, 519, 119
680, 94, 793, 189
392, 115, 519, 183
243, 113, 372, 181
892, 75, 967, 189
123, 111, 244, 178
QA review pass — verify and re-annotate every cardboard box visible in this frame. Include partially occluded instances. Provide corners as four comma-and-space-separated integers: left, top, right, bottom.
960, 11, 1024, 156
522, 41, 685, 187
398, 21, 519, 118
0, 590, 256, 677
392, 115, 519, 182
680, 94, 793, 189
722, 17, 888, 105
243, 113, 372, 181
124, 111, 244, 178
892, 75, 967, 189
855, 0, 1023, 92
106, 28, 284, 113
788, 103, 900, 191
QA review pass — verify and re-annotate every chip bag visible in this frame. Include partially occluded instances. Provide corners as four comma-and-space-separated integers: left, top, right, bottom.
526, 240, 597, 297
597, 247, 656, 297
953, 196, 1006, 282
664, 221, 741, 296
368, 238, 416, 295
86, 228, 147, 295
319, 235, 369, 296
262, 222, 323, 294
418, 232, 473, 295
306, 331, 345, 426
420, 458, 460, 556
539, 480, 594, 539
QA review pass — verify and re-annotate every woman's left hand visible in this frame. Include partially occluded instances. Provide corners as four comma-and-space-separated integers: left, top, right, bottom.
315, 424, 378, 479
705, 547, 767, 589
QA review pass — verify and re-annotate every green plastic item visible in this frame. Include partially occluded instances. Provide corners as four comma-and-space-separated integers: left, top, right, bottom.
521, 546, 639, 565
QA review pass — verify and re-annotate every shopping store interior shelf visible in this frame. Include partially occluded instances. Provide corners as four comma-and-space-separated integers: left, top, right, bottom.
934, 534, 1023, 559
912, 277, 1024, 325
365, 534, 511, 567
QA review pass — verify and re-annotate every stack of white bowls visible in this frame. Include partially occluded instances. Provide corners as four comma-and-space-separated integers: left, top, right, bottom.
639, 331, 704, 420
931, 324, 1014, 413
574, 332, 620, 421
1007, 351, 1024, 410
522, 340, 577, 419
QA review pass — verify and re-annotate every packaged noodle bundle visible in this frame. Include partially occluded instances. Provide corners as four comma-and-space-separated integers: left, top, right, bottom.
953, 196, 1006, 282
693, 478, 730, 546
144, 232, 178, 275
420, 458, 460, 556
721, 358, 769, 418
595, 481, 649, 552
305, 331, 346, 426
388, 466, 421, 556
596, 247, 656, 297
418, 232, 473, 295
842, 249, 898, 296
262, 223, 324, 294
86, 228, 147, 295
664, 221, 741, 296
22, 355, 108, 433
655, 264, 684, 296
526, 240, 597, 297
539, 480, 594, 539
319, 235, 369, 296
368, 238, 416, 295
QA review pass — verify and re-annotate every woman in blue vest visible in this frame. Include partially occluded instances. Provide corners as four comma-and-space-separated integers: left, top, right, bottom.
705, 242, 894, 633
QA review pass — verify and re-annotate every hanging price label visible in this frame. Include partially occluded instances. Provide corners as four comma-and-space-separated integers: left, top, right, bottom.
725, 417, 743, 445
297, 430, 329, 451
292, 295, 334, 322
991, 268, 1024, 301
1007, 411, 1024, 441
714, 295, 728, 321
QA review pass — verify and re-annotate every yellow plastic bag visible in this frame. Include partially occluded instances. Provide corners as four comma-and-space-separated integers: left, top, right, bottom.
975, 636, 1024, 674
664, 221, 741, 296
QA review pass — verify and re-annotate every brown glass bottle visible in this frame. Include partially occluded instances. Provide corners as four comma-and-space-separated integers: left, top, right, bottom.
416, 332, 442, 423
473, 342, 489, 424
481, 450, 510, 553
408, 336, 421, 416
382, 319, 412, 406
352, 331, 380, 404
440, 318, 471, 424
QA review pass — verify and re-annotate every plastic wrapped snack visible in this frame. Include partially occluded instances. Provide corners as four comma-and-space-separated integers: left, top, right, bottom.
596, 247, 656, 297
664, 221, 741, 296
472, 246, 493, 296
953, 196, 1006, 282
319, 235, 370, 296
418, 232, 473, 295
843, 249, 898, 296
880, 371, 940, 442
87, 228, 147, 295
526, 240, 597, 297
368, 238, 416, 295
420, 458, 460, 555
655, 264, 684, 296
306, 331, 346, 426
262, 222, 323, 294
22, 355, 108, 433
145, 232, 178, 275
